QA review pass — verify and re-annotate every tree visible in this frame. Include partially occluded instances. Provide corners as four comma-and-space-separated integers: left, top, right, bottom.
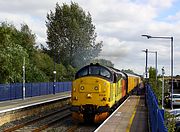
121, 69, 135, 74
0, 22, 49, 83
149, 67, 157, 88
0, 22, 29, 83
148, 66, 163, 104
0, 21, 78, 83
45, 2, 102, 68
20, 24, 36, 55
0, 43, 29, 83
91, 59, 114, 67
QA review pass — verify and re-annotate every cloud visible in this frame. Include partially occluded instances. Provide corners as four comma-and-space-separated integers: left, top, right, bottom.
148, 0, 175, 8
99, 37, 131, 59
0, 0, 57, 17
0, 12, 46, 44
0, 0, 180, 75
79, 0, 158, 28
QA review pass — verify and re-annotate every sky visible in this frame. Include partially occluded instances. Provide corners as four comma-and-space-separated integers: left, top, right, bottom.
1, 0, 180, 76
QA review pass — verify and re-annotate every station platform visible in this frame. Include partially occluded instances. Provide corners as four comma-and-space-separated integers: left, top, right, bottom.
95, 95, 148, 132
0, 91, 71, 114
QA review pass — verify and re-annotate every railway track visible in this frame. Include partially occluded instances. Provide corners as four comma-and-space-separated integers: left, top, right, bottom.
3, 99, 130, 132
3, 105, 71, 132
47, 97, 129, 132
48, 120, 98, 132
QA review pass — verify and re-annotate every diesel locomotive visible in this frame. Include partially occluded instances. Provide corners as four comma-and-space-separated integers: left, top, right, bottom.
70, 63, 141, 123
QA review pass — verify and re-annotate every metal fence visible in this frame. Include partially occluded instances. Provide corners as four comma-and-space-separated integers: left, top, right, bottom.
0, 82, 72, 101
146, 84, 168, 132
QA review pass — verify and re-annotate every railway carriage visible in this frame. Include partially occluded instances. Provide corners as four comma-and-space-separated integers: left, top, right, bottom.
71, 63, 141, 123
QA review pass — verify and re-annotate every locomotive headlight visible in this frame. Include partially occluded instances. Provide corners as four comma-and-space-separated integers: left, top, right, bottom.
87, 93, 92, 98
80, 86, 84, 90
94, 86, 99, 90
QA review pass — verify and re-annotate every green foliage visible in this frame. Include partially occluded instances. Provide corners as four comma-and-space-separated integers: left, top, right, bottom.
0, 22, 48, 83
0, 43, 28, 83
0, 22, 29, 83
19, 24, 36, 55
45, 2, 102, 68
26, 64, 49, 82
0, 22, 77, 83
65, 65, 76, 80
121, 69, 135, 74
55, 63, 67, 81
91, 59, 114, 67
164, 111, 176, 132
149, 67, 162, 103
33, 51, 53, 80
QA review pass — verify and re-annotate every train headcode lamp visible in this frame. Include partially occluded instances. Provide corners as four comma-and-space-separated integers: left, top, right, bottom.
80, 86, 85, 90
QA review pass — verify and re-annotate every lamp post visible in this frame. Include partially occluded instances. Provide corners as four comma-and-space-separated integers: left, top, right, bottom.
142, 49, 148, 82
162, 67, 165, 109
142, 49, 158, 83
53, 70, 56, 94
142, 34, 174, 109
22, 57, 26, 100
53, 45, 56, 95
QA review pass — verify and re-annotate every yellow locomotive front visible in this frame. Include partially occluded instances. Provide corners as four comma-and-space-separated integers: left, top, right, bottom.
71, 64, 115, 123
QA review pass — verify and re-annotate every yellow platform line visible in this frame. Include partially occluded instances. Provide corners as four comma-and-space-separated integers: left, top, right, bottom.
126, 96, 140, 132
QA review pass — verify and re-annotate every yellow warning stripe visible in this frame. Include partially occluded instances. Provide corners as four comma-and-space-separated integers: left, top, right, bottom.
126, 96, 140, 132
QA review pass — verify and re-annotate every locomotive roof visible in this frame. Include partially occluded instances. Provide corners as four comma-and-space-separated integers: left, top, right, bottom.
75, 63, 114, 81
124, 72, 140, 78
88, 63, 113, 72
108, 66, 140, 78
108, 66, 126, 77
76, 63, 140, 79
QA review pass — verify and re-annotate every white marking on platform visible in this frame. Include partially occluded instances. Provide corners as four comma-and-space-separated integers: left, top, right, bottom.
115, 112, 121, 117
0, 95, 71, 114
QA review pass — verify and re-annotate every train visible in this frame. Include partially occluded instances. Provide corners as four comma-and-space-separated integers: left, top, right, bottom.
70, 63, 141, 123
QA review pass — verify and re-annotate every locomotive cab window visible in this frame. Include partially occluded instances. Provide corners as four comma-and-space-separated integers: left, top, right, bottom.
75, 65, 112, 81
100, 68, 111, 78
76, 67, 88, 78
89, 66, 111, 79
89, 66, 100, 75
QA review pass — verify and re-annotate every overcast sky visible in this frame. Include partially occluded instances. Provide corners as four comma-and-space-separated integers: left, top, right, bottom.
1, 0, 180, 76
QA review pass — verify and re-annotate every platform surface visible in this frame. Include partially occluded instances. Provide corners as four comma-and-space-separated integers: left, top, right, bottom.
130, 96, 148, 132
95, 95, 148, 132
0, 91, 71, 114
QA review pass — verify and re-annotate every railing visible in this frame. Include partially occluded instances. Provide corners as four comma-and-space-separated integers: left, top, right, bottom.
0, 82, 72, 101
146, 84, 168, 132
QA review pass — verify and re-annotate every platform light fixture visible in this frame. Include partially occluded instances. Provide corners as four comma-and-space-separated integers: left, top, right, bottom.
22, 57, 26, 100
162, 67, 165, 109
53, 44, 56, 95
142, 34, 174, 109
142, 49, 148, 82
